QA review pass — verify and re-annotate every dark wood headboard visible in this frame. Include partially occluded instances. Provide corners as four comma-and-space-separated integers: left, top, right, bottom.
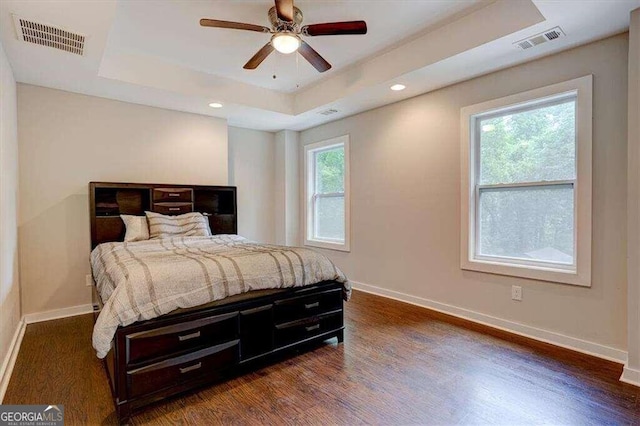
89, 182, 237, 248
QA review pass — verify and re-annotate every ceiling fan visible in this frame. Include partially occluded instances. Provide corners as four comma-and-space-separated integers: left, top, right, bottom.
200, 0, 367, 73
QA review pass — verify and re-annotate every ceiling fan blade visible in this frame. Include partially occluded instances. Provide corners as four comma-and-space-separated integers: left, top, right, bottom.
298, 41, 331, 73
302, 21, 367, 36
275, 0, 294, 22
200, 19, 270, 33
243, 43, 275, 70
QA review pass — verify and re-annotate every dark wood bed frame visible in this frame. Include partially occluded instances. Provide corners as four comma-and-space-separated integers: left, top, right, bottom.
89, 182, 345, 424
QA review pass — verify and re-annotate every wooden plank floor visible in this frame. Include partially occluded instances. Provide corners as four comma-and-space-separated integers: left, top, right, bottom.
5, 290, 639, 425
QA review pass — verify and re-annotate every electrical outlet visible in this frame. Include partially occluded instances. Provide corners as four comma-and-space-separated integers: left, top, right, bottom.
512, 285, 522, 301
85, 274, 93, 287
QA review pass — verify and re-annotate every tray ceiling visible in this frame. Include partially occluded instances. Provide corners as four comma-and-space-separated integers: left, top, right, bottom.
1, 0, 638, 131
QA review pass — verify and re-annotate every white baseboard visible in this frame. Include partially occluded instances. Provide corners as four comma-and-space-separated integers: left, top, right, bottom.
0, 318, 26, 403
23, 304, 93, 324
351, 281, 628, 364
620, 365, 640, 387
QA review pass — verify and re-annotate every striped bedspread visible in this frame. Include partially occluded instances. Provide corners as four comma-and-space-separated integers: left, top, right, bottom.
90, 235, 350, 358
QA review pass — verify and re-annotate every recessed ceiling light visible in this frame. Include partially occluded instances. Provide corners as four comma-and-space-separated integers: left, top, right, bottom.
390, 84, 406, 91
209, 102, 223, 108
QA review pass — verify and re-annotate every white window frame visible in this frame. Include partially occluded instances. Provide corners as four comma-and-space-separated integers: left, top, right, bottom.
460, 75, 592, 287
304, 135, 351, 252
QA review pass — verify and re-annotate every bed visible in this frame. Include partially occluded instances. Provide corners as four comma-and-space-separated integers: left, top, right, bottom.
89, 182, 349, 423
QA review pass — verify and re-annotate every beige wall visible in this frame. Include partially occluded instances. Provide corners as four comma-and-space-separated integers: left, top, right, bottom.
300, 34, 629, 351
228, 126, 276, 244
275, 130, 300, 246
626, 8, 640, 380
18, 85, 228, 315
0, 42, 20, 385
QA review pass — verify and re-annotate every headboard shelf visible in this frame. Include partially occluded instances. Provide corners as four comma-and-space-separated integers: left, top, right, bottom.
94, 186, 150, 217
89, 182, 237, 249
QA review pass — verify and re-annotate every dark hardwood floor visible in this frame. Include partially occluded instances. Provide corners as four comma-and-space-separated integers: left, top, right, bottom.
5, 290, 639, 425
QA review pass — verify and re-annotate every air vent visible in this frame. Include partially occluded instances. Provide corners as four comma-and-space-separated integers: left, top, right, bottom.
517, 40, 534, 50
514, 26, 565, 51
319, 108, 338, 116
545, 29, 562, 40
13, 15, 85, 55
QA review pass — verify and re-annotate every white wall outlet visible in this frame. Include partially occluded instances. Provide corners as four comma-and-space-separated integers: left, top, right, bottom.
512, 285, 522, 301
85, 274, 93, 287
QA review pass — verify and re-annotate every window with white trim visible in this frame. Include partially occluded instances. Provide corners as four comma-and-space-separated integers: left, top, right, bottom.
461, 76, 592, 286
304, 135, 350, 251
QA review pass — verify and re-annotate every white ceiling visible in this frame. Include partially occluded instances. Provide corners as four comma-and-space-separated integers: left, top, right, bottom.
1, 0, 639, 132
107, 0, 481, 93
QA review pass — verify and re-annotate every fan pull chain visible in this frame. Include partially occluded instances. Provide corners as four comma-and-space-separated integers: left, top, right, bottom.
296, 51, 300, 90
272, 52, 277, 80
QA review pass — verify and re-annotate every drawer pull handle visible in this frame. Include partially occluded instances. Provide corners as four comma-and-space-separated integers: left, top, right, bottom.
304, 302, 320, 309
179, 362, 202, 374
305, 324, 320, 332
178, 331, 201, 341
169, 207, 181, 211
168, 193, 181, 197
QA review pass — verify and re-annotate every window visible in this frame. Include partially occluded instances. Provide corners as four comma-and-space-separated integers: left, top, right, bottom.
304, 135, 350, 251
461, 76, 592, 286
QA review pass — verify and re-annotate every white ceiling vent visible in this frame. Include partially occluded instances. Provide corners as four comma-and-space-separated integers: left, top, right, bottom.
514, 27, 565, 51
13, 15, 85, 55
319, 108, 338, 116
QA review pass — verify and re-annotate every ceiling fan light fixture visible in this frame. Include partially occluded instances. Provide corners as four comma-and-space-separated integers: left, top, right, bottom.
200, 1, 367, 72
271, 32, 301, 54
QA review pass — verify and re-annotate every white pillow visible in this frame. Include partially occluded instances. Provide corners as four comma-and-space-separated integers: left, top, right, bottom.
120, 215, 150, 242
145, 211, 212, 239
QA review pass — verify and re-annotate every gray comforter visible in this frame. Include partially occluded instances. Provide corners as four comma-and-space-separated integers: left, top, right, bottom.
91, 235, 350, 358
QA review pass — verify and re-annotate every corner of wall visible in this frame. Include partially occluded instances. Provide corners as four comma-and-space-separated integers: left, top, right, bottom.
0, 39, 22, 400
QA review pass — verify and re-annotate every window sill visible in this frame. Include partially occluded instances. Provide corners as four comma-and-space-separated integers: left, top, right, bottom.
461, 258, 590, 287
304, 239, 350, 253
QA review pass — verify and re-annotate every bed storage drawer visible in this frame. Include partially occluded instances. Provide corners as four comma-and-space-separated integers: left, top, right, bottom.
274, 288, 342, 324
153, 188, 193, 203
125, 312, 238, 365
152, 203, 193, 215
274, 310, 343, 347
127, 339, 239, 399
